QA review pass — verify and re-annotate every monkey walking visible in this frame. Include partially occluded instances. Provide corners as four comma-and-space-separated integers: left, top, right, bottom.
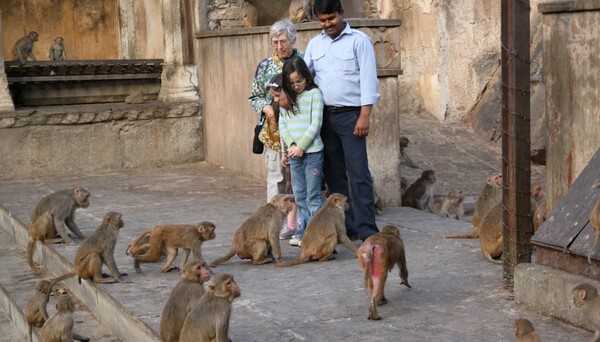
39, 295, 89, 342
47, 212, 127, 301
401, 170, 436, 213
276, 193, 357, 267
160, 260, 211, 342
572, 283, 600, 341
587, 183, 600, 264
126, 221, 216, 273
12, 31, 39, 63
27, 187, 90, 272
356, 225, 411, 320
514, 318, 541, 342
210, 194, 294, 267
446, 173, 502, 239
179, 274, 241, 342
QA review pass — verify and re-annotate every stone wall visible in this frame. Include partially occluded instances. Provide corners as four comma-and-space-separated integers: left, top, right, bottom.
0, 102, 202, 180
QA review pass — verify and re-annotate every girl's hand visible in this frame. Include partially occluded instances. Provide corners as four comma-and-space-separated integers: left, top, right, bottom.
280, 154, 288, 167
288, 145, 304, 158
263, 104, 276, 119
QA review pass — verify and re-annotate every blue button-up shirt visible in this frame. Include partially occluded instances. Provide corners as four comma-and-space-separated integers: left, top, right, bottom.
304, 22, 380, 107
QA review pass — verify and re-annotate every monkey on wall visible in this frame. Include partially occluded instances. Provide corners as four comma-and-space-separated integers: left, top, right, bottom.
289, 0, 314, 23
26, 279, 51, 341
356, 225, 411, 320
49, 36, 67, 61
160, 260, 211, 342
126, 221, 216, 273
47, 212, 127, 297
12, 31, 39, 63
572, 283, 600, 341
276, 193, 357, 267
401, 170, 436, 213
242, 1, 258, 27
211, 194, 294, 267
27, 187, 90, 272
179, 274, 241, 342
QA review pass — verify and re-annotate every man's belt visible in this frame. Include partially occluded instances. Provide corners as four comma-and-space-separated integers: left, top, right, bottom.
324, 106, 361, 113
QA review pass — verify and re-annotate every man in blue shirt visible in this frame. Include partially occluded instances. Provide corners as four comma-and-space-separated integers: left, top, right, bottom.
304, 0, 380, 241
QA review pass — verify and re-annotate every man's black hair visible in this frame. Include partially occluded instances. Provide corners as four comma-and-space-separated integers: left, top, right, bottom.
313, 0, 343, 16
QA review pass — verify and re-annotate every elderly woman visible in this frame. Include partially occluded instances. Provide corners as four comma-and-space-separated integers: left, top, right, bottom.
248, 18, 303, 241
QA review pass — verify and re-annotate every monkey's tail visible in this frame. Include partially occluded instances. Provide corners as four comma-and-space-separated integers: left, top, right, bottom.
28, 324, 32, 342
126, 230, 152, 256
588, 234, 600, 264
274, 256, 310, 267
361, 246, 374, 290
483, 252, 503, 265
446, 232, 478, 239
46, 272, 77, 304
26, 239, 38, 272
209, 249, 236, 267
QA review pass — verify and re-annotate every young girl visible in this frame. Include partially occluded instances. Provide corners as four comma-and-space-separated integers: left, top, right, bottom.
259, 74, 298, 239
279, 56, 324, 246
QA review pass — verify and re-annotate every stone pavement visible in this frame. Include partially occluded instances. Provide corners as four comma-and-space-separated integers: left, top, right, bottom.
0, 162, 590, 341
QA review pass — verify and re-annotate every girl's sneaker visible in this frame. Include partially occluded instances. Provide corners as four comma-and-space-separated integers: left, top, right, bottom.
289, 236, 301, 246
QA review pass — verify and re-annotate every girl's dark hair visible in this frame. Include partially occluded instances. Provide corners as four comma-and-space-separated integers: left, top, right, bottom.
266, 73, 282, 92
313, 0, 343, 16
281, 56, 317, 113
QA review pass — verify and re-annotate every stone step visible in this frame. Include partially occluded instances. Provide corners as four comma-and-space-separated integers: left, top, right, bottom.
0, 207, 157, 341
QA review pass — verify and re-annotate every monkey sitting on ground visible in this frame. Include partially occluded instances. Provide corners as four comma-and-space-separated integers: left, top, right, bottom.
179, 274, 241, 342
401, 170, 436, 213
514, 318, 541, 342
587, 183, 600, 264
478, 183, 538, 264
437, 189, 465, 220
27, 187, 90, 272
49, 36, 67, 61
210, 194, 294, 267
572, 283, 600, 341
276, 193, 357, 267
47, 212, 127, 297
160, 260, 211, 342
356, 225, 411, 320
26, 279, 51, 341
446, 173, 502, 239
127, 221, 216, 273
12, 31, 39, 63
39, 295, 89, 342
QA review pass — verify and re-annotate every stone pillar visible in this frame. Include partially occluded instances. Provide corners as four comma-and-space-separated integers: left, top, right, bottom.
119, 0, 136, 59
0, 11, 15, 112
158, 0, 199, 103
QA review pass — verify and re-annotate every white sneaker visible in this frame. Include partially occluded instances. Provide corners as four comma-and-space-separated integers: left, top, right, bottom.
298, 240, 302, 247
279, 226, 295, 240
289, 236, 301, 246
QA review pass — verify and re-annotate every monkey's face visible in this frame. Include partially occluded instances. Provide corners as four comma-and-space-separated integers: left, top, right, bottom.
228, 278, 241, 299
572, 288, 585, 308
198, 265, 211, 283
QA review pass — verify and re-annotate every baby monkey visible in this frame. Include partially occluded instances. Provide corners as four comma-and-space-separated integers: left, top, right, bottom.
49, 36, 67, 61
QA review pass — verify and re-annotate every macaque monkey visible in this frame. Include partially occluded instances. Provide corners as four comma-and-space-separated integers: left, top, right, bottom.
160, 260, 211, 342
12, 31, 39, 63
241, 1, 258, 27
49, 36, 67, 61
531, 183, 545, 204
210, 194, 294, 267
514, 318, 541, 342
289, 0, 314, 23
127, 221, 216, 273
26, 280, 51, 341
399, 136, 420, 169
179, 274, 241, 342
400, 176, 409, 196
446, 173, 502, 239
572, 283, 600, 341
356, 225, 411, 320
276, 193, 357, 267
533, 201, 547, 233
479, 183, 538, 264
27, 187, 90, 271
401, 170, 436, 213
47, 212, 127, 298
39, 295, 89, 342
437, 189, 465, 220
587, 183, 600, 264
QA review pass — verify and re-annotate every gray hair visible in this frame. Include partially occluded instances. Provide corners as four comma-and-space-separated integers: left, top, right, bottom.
269, 18, 297, 45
